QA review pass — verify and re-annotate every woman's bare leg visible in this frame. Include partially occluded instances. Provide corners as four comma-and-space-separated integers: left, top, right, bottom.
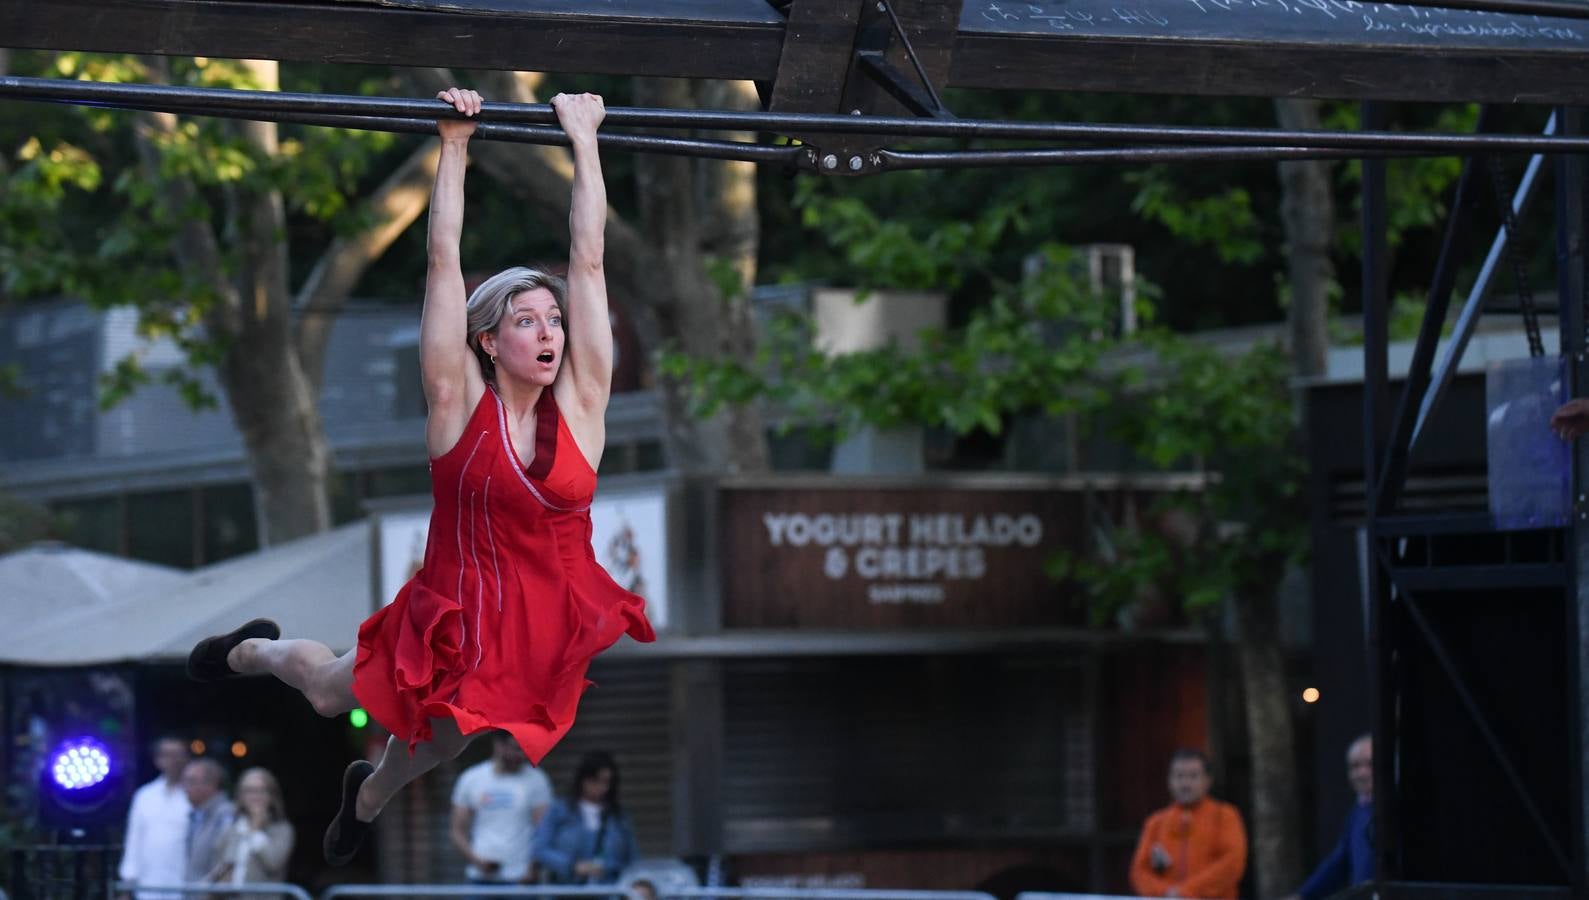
228, 639, 358, 718
355, 716, 474, 821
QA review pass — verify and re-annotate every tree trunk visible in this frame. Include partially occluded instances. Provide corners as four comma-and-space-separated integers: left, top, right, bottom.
219, 61, 332, 544
1274, 98, 1335, 380
1252, 94, 1336, 898
1233, 585, 1303, 897
633, 77, 770, 472
135, 58, 334, 545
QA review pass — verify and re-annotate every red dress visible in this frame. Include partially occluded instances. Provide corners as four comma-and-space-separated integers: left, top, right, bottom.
352, 386, 655, 763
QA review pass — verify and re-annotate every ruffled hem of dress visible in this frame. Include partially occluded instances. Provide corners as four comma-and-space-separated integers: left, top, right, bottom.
353, 581, 593, 765
557, 562, 656, 679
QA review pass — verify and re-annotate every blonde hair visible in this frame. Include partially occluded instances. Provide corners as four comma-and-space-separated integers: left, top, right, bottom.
464, 266, 568, 381
236, 767, 286, 823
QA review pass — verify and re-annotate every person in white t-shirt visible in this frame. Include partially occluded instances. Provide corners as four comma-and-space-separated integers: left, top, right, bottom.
117, 736, 192, 900
450, 731, 553, 888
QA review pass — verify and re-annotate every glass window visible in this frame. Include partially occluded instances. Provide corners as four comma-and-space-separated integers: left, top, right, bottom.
367, 465, 430, 499
330, 471, 364, 525
636, 440, 666, 472
126, 489, 197, 568
53, 495, 123, 556
201, 483, 257, 564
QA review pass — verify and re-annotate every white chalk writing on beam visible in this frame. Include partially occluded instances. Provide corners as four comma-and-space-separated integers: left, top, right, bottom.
976, 0, 1586, 42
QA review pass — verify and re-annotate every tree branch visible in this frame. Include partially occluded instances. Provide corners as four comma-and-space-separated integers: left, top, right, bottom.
294, 138, 443, 393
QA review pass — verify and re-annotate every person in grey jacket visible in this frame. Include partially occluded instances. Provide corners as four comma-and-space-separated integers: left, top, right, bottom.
181, 759, 236, 886
208, 767, 295, 896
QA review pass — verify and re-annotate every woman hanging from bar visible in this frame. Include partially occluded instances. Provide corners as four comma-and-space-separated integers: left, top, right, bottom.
183, 86, 655, 866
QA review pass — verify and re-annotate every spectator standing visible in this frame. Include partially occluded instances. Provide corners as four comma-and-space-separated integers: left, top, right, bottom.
1285, 735, 1374, 900
181, 759, 236, 885
1129, 749, 1248, 899
208, 767, 295, 897
450, 731, 554, 887
534, 751, 637, 884
118, 737, 192, 899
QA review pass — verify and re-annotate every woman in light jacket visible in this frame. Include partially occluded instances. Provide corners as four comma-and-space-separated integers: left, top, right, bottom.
208, 767, 295, 896
533, 751, 636, 884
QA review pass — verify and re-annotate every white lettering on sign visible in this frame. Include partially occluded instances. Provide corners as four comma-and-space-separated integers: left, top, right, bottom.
760, 511, 1044, 604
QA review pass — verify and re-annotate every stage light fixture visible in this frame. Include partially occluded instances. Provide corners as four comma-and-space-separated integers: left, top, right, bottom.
49, 738, 112, 791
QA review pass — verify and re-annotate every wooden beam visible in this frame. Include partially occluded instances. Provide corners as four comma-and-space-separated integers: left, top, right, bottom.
6, 0, 1589, 103
768, 0, 866, 112
0, 0, 786, 80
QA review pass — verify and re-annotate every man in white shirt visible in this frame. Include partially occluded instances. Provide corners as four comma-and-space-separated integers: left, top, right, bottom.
450, 732, 553, 889
117, 737, 191, 900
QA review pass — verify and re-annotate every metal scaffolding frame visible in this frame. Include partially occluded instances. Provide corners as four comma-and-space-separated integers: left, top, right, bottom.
3, 0, 1589, 893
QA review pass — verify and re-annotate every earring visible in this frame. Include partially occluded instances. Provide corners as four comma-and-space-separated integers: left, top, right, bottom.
490, 355, 497, 365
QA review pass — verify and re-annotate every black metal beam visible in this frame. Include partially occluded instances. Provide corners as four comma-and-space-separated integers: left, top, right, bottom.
0, 0, 786, 80
1556, 104, 1589, 894
8, 0, 1589, 104
1384, 564, 1567, 592
1376, 112, 1492, 514
1411, 122, 1554, 453
1361, 99, 1396, 889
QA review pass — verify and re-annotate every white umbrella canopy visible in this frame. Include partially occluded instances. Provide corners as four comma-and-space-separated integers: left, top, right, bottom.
0, 541, 185, 624
4, 521, 374, 666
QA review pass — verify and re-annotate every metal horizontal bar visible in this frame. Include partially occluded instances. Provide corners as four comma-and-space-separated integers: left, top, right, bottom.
1387, 564, 1567, 591
876, 145, 1400, 169
1, 76, 1585, 154
51, 97, 806, 166
1377, 885, 1574, 900
1374, 512, 1554, 535
117, 883, 311, 900
321, 888, 624, 899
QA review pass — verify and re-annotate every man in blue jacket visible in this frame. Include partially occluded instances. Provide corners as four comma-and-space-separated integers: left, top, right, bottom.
1287, 734, 1373, 900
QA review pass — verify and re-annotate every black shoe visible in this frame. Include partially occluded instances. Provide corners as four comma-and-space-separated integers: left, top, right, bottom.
323, 760, 375, 866
185, 618, 281, 682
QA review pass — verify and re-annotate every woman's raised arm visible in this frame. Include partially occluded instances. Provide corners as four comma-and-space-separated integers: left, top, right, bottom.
419, 87, 483, 456
551, 93, 615, 419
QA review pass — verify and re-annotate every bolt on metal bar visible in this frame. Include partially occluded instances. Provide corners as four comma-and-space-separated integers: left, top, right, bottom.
2, 75, 1586, 155
1411, 114, 1557, 452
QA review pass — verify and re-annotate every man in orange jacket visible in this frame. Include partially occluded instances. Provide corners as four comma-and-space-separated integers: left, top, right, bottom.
1129, 749, 1248, 898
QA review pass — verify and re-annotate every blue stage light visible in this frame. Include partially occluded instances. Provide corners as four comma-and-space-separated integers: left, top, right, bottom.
49, 738, 112, 791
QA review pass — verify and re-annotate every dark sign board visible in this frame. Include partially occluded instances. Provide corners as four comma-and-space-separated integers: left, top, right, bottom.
720, 481, 1185, 629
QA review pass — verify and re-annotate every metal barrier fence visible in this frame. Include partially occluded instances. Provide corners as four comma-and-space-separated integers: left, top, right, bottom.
1016, 892, 1157, 900
104, 882, 1115, 900
319, 889, 1000, 900
319, 888, 625, 900
114, 882, 313, 900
